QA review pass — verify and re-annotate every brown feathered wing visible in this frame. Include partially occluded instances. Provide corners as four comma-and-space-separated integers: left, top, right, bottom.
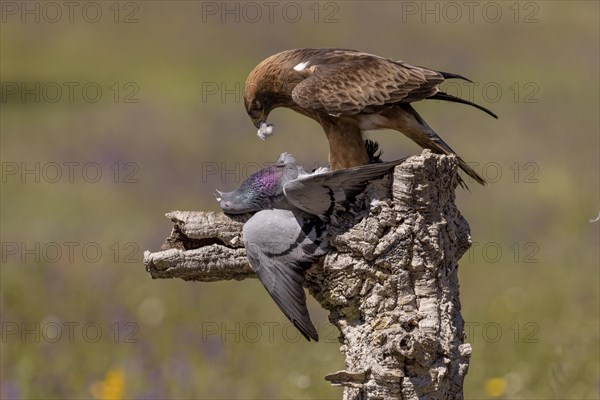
291, 53, 444, 115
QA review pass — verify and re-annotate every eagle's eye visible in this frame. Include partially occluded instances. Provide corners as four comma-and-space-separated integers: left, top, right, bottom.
248, 99, 263, 119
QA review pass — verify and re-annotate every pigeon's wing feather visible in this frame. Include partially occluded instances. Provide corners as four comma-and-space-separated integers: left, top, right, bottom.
248, 248, 315, 340
283, 158, 406, 218
243, 209, 326, 341
291, 50, 443, 115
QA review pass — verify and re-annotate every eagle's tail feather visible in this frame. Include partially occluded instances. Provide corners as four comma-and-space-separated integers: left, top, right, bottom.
437, 70, 473, 83
397, 105, 486, 188
432, 91, 498, 119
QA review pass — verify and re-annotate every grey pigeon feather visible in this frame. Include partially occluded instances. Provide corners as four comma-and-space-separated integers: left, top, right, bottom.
243, 209, 327, 341
216, 150, 405, 341
284, 160, 406, 219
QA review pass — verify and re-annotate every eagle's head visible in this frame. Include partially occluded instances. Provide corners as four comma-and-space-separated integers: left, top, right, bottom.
244, 52, 300, 140
244, 66, 278, 140
244, 92, 274, 140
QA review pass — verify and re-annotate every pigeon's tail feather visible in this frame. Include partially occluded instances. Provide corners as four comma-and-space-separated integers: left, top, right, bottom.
431, 91, 498, 119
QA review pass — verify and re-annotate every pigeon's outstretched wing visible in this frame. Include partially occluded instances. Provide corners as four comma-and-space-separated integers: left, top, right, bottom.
283, 158, 407, 219
243, 209, 327, 341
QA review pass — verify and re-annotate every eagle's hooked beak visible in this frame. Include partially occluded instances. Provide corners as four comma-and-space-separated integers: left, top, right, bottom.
252, 117, 263, 129
249, 108, 266, 129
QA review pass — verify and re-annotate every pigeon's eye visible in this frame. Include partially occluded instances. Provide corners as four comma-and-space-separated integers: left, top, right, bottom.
251, 100, 261, 111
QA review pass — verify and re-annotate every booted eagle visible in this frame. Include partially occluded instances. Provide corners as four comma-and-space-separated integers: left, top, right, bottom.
244, 48, 497, 185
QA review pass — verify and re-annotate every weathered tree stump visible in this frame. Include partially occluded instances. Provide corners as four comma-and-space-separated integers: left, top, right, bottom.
144, 150, 472, 400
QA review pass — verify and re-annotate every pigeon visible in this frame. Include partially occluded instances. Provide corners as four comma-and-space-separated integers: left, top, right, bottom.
215, 146, 405, 341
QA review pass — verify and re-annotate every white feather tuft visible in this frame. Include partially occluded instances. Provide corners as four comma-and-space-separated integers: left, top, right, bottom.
277, 152, 296, 165
370, 199, 383, 207
310, 166, 330, 175
257, 122, 274, 140
293, 61, 310, 71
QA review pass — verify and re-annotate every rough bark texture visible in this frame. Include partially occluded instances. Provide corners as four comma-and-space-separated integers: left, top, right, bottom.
144, 151, 472, 400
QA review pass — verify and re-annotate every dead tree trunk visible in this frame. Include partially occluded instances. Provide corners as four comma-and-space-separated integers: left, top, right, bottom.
144, 151, 473, 400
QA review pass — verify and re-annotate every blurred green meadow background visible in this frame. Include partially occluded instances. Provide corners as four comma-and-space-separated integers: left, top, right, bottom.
1, 1, 598, 399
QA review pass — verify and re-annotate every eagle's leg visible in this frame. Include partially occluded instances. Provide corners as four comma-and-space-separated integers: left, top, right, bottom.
320, 118, 369, 170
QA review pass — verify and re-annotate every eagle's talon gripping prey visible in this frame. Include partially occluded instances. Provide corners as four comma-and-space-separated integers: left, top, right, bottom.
244, 48, 497, 185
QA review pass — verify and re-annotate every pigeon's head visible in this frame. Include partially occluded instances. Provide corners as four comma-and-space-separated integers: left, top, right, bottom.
214, 188, 266, 214
215, 162, 292, 214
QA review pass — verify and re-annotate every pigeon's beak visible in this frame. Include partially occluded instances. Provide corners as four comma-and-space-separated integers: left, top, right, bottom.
213, 190, 223, 202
